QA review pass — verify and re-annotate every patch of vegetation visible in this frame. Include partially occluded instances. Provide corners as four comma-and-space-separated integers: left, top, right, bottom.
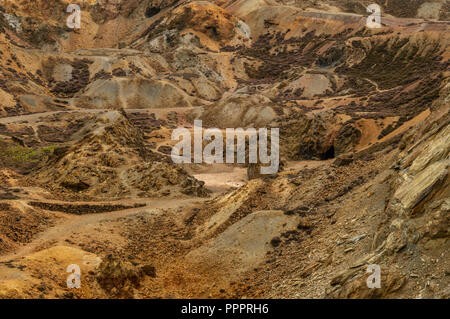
338, 0, 430, 18
7, 145, 55, 162
50, 59, 92, 98
0, 138, 56, 173
372, 0, 425, 18
0, 144, 56, 163
338, 37, 445, 90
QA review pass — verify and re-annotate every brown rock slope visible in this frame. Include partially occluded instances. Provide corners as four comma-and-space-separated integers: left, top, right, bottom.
217, 86, 449, 299
34, 110, 209, 200
0, 0, 448, 299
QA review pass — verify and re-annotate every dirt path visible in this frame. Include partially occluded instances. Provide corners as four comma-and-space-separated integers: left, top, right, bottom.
0, 197, 203, 262
0, 107, 195, 124
0, 160, 255, 263
193, 165, 248, 193
0, 157, 320, 262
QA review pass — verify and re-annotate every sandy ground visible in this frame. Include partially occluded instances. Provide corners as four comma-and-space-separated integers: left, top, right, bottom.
194, 165, 248, 193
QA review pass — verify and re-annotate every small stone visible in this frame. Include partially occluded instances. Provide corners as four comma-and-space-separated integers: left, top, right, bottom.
270, 237, 281, 247
349, 234, 366, 244
141, 265, 156, 278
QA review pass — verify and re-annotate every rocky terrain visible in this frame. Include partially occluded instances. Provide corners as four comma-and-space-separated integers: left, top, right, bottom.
0, 0, 448, 299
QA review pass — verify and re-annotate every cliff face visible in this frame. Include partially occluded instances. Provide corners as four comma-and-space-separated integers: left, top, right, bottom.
325, 89, 449, 299
209, 90, 449, 299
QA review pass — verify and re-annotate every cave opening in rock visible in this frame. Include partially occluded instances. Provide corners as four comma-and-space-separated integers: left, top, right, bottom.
320, 145, 335, 160
145, 7, 161, 18
206, 26, 219, 37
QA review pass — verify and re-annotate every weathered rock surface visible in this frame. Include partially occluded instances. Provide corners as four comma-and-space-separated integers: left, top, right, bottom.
0, 0, 448, 300
34, 111, 209, 200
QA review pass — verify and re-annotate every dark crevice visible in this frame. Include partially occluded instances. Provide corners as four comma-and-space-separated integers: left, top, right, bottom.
320, 146, 335, 160
145, 7, 161, 18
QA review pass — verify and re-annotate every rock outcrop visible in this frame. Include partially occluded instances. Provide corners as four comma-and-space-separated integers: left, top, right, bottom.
34, 111, 209, 200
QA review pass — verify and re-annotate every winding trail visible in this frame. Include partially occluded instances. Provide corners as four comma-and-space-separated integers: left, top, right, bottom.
0, 197, 204, 262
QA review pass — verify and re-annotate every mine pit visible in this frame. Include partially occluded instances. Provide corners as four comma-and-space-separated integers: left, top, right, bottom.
0, 0, 448, 302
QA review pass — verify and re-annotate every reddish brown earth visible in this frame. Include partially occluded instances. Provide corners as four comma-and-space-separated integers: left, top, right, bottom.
0, 0, 448, 299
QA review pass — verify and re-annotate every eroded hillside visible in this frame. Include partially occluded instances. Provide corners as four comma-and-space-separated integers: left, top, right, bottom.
0, 0, 448, 299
